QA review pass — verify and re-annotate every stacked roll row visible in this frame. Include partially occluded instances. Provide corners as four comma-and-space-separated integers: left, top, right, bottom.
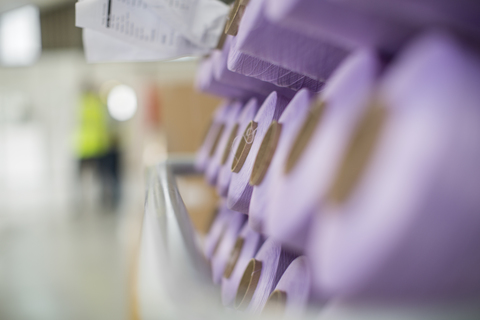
195, 0, 480, 315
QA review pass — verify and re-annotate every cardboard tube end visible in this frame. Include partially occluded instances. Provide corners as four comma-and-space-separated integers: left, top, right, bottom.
250, 121, 282, 186
263, 290, 287, 315
223, 237, 244, 279
231, 121, 258, 173
221, 123, 240, 165
285, 100, 326, 174
328, 102, 386, 205
225, 0, 250, 36
209, 123, 226, 157
235, 258, 262, 310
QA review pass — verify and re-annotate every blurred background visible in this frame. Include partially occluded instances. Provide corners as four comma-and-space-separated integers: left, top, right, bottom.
0, 1, 220, 319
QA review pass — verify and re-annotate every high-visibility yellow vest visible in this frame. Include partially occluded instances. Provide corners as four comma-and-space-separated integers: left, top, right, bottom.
74, 92, 110, 159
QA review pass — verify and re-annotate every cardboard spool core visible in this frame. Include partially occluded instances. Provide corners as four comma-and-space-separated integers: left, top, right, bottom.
209, 123, 226, 157
328, 102, 387, 205
235, 258, 262, 310
250, 121, 283, 186
206, 207, 220, 235
285, 100, 326, 174
263, 290, 287, 314
216, 26, 228, 50
231, 121, 258, 173
225, 0, 250, 36
223, 237, 244, 279
212, 227, 227, 257
221, 123, 240, 165
200, 118, 214, 148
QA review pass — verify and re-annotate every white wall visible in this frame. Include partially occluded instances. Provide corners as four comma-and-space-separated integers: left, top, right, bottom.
0, 49, 198, 212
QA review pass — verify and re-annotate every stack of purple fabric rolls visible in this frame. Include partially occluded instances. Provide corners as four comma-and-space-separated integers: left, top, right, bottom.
195, 0, 480, 316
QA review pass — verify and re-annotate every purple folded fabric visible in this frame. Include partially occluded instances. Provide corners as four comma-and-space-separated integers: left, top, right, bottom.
234, 0, 349, 81
309, 32, 480, 304
249, 89, 313, 233
212, 36, 297, 99
205, 101, 244, 186
196, 57, 260, 101
266, 50, 381, 251
265, 0, 414, 54
195, 101, 232, 173
217, 98, 260, 197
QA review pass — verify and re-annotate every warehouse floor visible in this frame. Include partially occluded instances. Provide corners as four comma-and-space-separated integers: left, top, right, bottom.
0, 185, 143, 320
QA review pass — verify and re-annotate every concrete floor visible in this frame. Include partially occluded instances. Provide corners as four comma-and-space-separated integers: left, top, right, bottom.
0, 187, 142, 320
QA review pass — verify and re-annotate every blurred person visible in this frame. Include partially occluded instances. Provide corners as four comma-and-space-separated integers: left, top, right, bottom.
74, 85, 121, 209
99, 131, 122, 208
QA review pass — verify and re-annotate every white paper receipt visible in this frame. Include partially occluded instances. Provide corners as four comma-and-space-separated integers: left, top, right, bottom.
76, 0, 228, 62
83, 28, 187, 62
143, 0, 229, 49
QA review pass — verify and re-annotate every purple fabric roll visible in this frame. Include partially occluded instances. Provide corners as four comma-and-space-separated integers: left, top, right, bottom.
249, 89, 313, 233
265, 0, 415, 54
341, 0, 480, 47
204, 200, 233, 260
196, 58, 245, 98
228, 42, 324, 92
195, 101, 232, 173
212, 36, 297, 99
263, 256, 312, 316
211, 207, 247, 285
217, 98, 260, 197
266, 50, 381, 251
309, 32, 480, 303
205, 101, 244, 185
221, 224, 264, 307
239, 238, 297, 313
227, 92, 289, 214
196, 57, 260, 101
234, 0, 349, 81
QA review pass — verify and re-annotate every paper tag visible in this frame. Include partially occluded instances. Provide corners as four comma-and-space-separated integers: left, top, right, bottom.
76, 0, 207, 56
144, 0, 229, 49
82, 28, 193, 62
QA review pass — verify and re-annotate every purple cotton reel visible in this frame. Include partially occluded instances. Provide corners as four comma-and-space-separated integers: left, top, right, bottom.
204, 201, 233, 260
234, 238, 297, 313
196, 58, 244, 99
211, 207, 247, 285
337, 0, 480, 50
196, 57, 257, 101
234, 0, 348, 82
309, 32, 480, 303
217, 98, 260, 197
212, 36, 296, 99
227, 91, 289, 214
221, 224, 264, 307
228, 40, 324, 92
249, 89, 313, 233
195, 101, 232, 173
262, 256, 312, 317
266, 49, 381, 251
205, 101, 244, 186
264, 0, 414, 54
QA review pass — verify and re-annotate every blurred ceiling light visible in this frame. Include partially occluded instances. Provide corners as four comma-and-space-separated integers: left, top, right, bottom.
0, 5, 41, 67
107, 85, 138, 121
